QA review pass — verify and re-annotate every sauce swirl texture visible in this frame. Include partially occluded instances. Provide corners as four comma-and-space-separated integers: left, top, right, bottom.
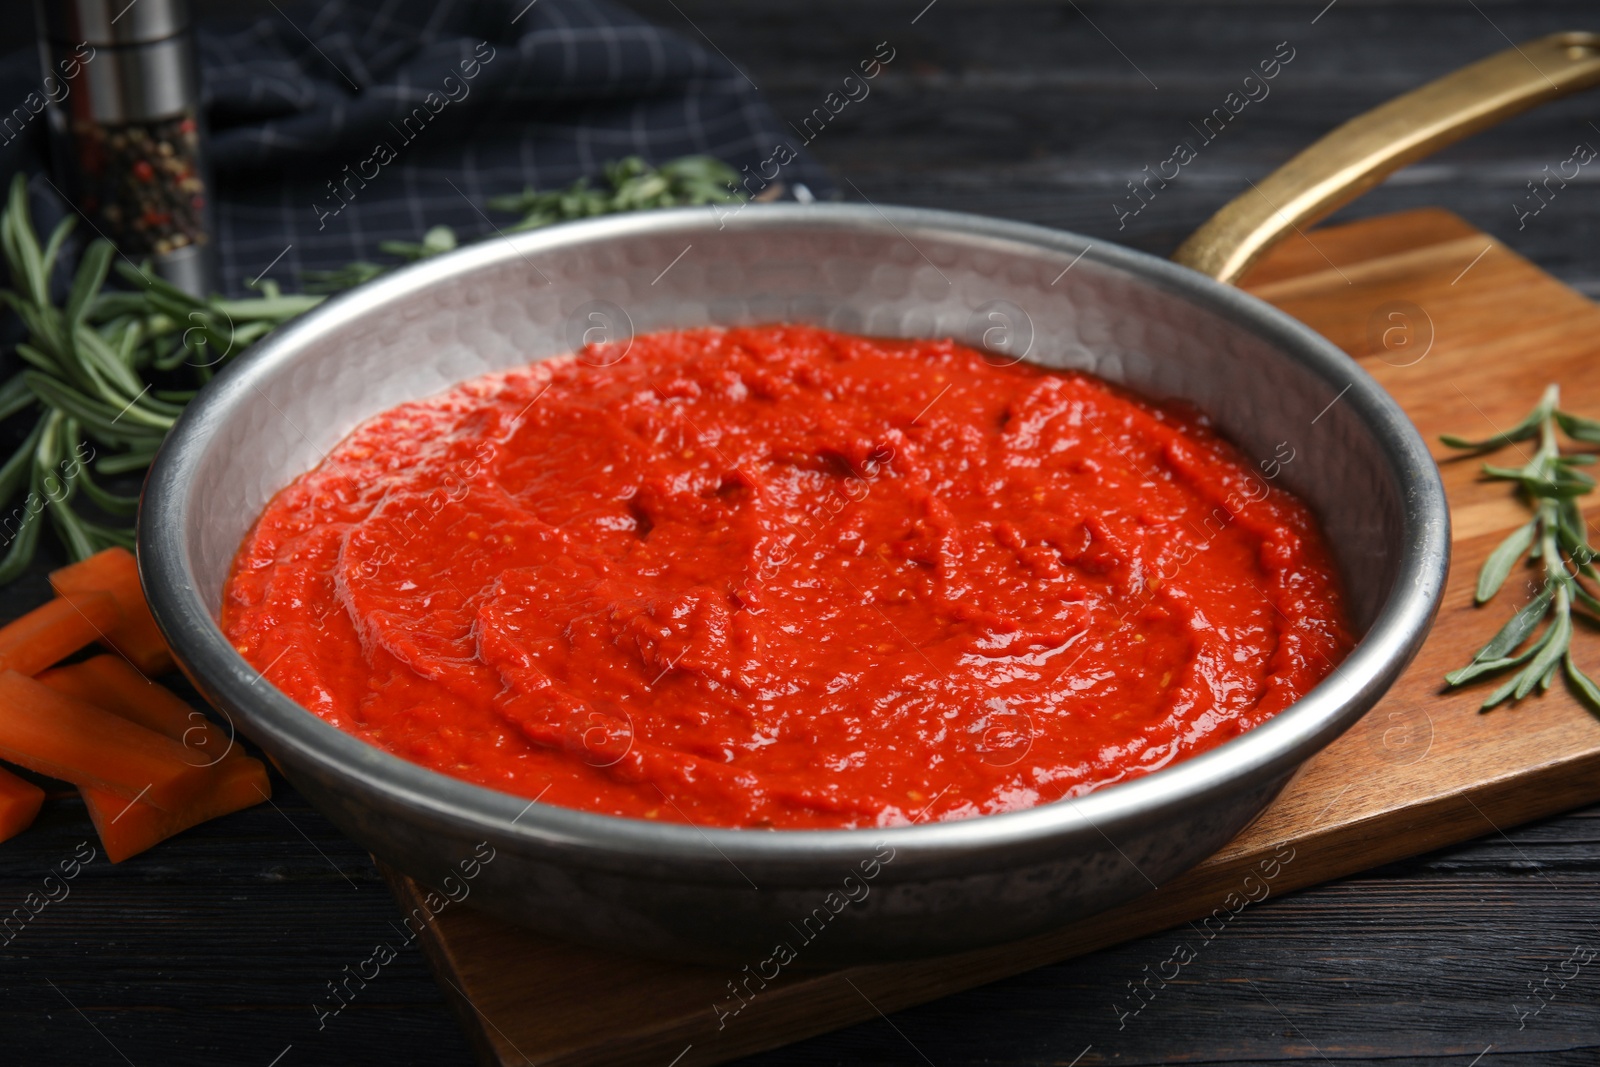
223, 326, 1351, 828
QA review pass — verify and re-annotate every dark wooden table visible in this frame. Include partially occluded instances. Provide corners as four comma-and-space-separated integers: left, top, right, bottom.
4, 2, 1600, 1064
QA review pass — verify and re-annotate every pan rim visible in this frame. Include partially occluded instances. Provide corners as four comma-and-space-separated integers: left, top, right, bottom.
138, 202, 1448, 879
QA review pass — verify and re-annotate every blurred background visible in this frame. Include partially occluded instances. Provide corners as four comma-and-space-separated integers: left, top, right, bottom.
4, 1, 1596, 294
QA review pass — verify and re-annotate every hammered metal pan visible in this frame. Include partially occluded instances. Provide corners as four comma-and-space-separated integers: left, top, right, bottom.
138, 34, 1598, 962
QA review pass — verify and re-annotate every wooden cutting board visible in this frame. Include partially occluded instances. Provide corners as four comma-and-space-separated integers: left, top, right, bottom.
380, 208, 1600, 1067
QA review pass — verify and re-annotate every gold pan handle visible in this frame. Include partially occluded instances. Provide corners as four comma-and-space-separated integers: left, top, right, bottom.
1172, 31, 1600, 284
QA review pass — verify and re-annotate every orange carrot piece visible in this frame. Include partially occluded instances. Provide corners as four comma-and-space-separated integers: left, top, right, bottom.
81, 756, 269, 863
43, 655, 271, 861
39, 655, 237, 768
50, 547, 174, 676
0, 670, 212, 811
0, 591, 121, 676
0, 764, 45, 843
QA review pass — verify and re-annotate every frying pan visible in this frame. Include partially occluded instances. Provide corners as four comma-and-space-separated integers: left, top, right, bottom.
140, 34, 1599, 963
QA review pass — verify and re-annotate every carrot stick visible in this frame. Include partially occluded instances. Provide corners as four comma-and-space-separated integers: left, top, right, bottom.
40, 656, 237, 768
0, 765, 44, 843
81, 756, 269, 863
42, 656, 271, 861
0, 591, 120, 676
50, 547, 174, 676
0, 670, 212, 811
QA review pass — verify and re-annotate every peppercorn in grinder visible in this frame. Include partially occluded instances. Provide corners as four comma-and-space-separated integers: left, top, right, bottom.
34, 0, 216, 297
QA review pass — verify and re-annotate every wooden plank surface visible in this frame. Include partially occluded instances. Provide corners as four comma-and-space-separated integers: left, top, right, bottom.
7, 6, 1600, 1067
392, 207, 1600, 1067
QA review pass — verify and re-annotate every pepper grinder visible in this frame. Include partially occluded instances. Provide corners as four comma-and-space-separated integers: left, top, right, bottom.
34, 0, 216, 297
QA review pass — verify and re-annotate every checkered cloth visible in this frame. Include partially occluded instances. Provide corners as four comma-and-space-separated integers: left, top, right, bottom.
0, 0, 831, 295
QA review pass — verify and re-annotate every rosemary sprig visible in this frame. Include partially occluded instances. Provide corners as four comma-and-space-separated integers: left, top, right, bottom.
488, 155, 743, 229
302, 155, 742, 292
1442, 383, 1600, 712
301, 225, 458, 294
0, 175, 316, 578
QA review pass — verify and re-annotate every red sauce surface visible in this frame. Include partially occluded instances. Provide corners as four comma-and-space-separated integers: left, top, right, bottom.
222, 326, 1351, 829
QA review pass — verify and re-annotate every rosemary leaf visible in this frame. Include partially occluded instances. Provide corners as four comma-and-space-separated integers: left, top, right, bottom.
1515, 600, 1571, 701
74, 467, 140, 516
1555, 410, 1600, 445
0, 373, 34, 421
65, 240, 113, 332
1443, 625, 1548, 687
1479, 669, 1524, 711
39, 216, 73, 282
1574, 584, 1600, 618
210, 295, 324, 320
1478, 582, 1556, 661
95, 449, 161, 476
1476, 520, 1535, 603
1564, 653, 1600, 706
5, 176, 46, 307
1441, 385, 1558, 452
79, 519, 136, 552
23, 372, 169, 438
0, 490, 42, 584
0, 417, 43, 506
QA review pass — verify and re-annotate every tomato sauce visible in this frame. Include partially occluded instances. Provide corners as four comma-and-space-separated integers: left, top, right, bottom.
222, 326, 1351, 829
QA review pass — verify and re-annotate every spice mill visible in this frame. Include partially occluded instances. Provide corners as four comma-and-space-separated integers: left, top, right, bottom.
34, 0, 215, 296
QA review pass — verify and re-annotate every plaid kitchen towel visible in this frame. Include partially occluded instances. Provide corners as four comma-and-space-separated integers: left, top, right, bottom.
0, 0, 832, 295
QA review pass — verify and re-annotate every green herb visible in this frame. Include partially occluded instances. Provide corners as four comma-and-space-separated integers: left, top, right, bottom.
301, 225, 458, 294
0, 174, 318, 579
304, 155, 742, 293
1442, 383, 1600, 712
489, 155, 743, 229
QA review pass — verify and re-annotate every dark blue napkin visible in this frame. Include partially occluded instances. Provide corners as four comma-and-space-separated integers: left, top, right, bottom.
0, 0, 831, 294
